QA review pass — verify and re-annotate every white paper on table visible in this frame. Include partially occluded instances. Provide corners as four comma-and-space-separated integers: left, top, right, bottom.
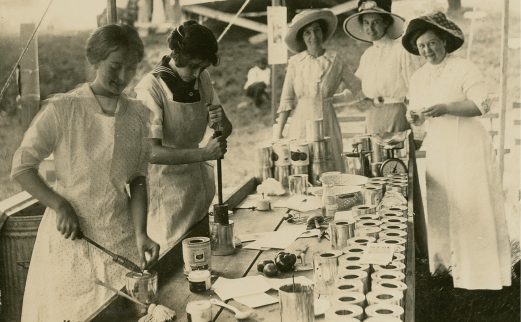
243, 225, 307, 250
212, 276, 272, 301
358, 242, 396, 265
266, 275, 314, 291
234, 292, 279, 308
272, 195, 322, 212
237, 232, 271, 243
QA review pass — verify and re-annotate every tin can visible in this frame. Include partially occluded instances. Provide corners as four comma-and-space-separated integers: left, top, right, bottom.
274, 165, 291, 188
256, 142, 273, 168
291, 165, 308, 175
126, 270, 158, 315
257, 166, 273, 182
351, 204, 377, 217
385, 205, 408, 217
290, 140, 310, 166
272, 140, 291, 166
182, 237, 211, 274
370, 141, 388, 163
186, 300, 212, 322
311, 140, 327, 161
354, 134, 372, 152
370, 162, 382, 177
188, 270, 211, 293
310, 161, 327, 186
362, 184, 384, 205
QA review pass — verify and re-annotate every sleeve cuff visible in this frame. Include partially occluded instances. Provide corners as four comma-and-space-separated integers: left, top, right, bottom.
277, 100, 294, 113
148, 125, 163, 139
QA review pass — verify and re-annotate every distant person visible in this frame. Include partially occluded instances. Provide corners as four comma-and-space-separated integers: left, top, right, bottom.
343, 0, 422, 134
275, 9, 356, 172
12, 24, 159, 321
135, 20, 232, 248
243, 57, 271, 108
404, 12, 511, 289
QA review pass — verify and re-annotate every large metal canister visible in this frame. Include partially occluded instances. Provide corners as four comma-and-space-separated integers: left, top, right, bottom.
256, 142, 273, 168
310, 161, 327, 186
274, 165, 291, 188
343, 152, 364, 175
311, 140, 327, 161
306, 119, 324, 142
272, 140, 291, 166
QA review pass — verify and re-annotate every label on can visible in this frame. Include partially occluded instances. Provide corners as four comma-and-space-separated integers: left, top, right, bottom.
290, 140, 310, 166
187, 300, 212, 322
183, 237, 211, 274
272, 140, 291, 166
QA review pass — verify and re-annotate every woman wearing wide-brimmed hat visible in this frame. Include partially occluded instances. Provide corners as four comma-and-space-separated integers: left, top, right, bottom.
404, 11, 511, 290
274, 9, 355, 172
343, 0, 422, 134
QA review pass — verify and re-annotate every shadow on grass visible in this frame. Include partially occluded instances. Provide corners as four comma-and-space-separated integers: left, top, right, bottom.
416, 259, 520, 322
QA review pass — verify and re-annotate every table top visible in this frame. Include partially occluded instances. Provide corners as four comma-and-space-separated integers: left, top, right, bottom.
91, 145, 418, 322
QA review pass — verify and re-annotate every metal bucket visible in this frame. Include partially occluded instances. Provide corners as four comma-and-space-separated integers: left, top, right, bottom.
0, 211, 43, 322
343, 153, 365, 175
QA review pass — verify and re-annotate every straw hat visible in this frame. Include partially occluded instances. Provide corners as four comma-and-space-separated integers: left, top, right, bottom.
402, 11, 464, 55
284, 9, 338, 53
342, 0, 405, 43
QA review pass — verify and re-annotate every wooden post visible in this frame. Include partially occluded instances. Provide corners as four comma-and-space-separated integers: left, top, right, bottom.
271, 0, 281, 124
107, 0, 117, 24
19, 23, 40, 131
498, 0, 509, 184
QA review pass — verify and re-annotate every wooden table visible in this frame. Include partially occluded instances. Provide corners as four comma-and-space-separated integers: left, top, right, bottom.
91, 165, 417, 321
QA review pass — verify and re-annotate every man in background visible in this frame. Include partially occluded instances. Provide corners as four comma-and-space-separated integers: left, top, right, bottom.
243, 57, 271, 108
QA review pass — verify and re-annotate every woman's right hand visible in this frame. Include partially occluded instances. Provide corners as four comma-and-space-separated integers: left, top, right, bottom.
54, 199, 81, 240
203, 135, 227, 160
406, 110, 425, 126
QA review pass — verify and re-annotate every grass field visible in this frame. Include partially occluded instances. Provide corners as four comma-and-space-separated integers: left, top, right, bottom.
0, 4, 519, 321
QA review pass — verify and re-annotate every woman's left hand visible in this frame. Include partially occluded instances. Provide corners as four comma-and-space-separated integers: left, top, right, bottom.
136, 233, 160, 270
208, 104, 224, 129
422, 104, 449, 118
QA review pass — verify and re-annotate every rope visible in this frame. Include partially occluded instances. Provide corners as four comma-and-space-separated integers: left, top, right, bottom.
216, 0, 252, 43
0, 0, 54, 104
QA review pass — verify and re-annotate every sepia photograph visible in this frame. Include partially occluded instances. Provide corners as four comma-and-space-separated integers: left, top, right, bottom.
0, 0, 519, 321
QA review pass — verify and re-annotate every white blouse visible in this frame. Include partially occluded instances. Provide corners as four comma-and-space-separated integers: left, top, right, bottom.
408, 54, 490, 115
355, 35, 422, 100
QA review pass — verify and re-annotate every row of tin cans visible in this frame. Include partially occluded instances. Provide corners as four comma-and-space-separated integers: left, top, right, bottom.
256, 137, 334, 168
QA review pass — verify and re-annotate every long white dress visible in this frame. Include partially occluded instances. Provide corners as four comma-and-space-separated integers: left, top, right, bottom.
408, 55, 511, 289
278, 49, 349, 171
11, 84, 150, 321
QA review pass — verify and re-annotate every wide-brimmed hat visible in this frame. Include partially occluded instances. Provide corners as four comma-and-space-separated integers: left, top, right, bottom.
402, 11, 464, 55
343, 0, 405, 43
285, 9, 338, 53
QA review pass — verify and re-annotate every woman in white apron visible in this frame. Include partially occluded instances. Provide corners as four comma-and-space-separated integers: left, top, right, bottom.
404, 12, 511, 289
135, 20, 232, 249
11, 25, 159, 321
275, 9, 354, 172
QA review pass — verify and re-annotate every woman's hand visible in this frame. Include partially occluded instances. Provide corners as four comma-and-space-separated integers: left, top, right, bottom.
136, 233, 160, 270
406, 110, 425, 126
203, 135, 227, 160
422, 104, 449, 118
208, 104, 224, 130
54, 199, 81, 240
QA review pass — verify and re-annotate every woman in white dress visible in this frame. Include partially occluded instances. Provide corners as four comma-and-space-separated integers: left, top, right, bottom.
274, 9, 354, 172
342, 0, 422, 134
403, 12, 511, 289
135, 21, 232, 248
12, 24, 160, 321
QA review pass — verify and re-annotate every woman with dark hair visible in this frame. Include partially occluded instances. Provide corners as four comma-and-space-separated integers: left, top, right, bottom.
343, 0, 422, 134
275, 9, 353, 171
135, 20, 232, 248
403, 12, 511, 290
12, 24, 159, 321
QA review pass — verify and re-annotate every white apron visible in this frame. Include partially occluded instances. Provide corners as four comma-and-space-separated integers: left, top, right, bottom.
13, 84, 149, 321
146, 76, 215, 249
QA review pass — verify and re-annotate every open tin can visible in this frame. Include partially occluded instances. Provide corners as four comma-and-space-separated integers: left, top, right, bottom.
126, 270, 158, 316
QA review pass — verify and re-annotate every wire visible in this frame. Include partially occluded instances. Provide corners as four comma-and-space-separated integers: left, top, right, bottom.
0, 0, 54, 104
217, 0, 252, 43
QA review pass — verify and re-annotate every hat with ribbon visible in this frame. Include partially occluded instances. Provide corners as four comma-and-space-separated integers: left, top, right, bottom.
343, 0, 405, 42
402, 11, 464, 55
285, 9, 338, 53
